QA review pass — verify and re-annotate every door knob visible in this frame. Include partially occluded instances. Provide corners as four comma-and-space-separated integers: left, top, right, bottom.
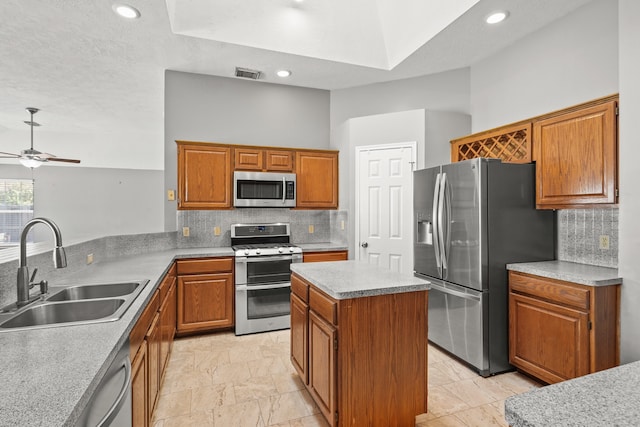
361, 242, 368, 248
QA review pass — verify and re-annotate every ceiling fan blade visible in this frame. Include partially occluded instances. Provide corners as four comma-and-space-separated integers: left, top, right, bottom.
46, 157, 81, 164
0, 151, 20, 158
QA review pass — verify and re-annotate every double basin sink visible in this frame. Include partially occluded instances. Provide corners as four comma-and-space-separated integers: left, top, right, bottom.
0, 280, 149, 331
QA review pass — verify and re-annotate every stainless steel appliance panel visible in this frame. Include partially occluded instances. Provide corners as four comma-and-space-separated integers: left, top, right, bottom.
425, 278, 488, 373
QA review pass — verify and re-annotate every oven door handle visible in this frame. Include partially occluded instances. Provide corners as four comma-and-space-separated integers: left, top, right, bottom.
237, 283, 291, 291
236, 255, 302, 263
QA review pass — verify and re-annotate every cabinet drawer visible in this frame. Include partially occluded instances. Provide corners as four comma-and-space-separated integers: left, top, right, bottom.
177, 258, 233, 275
158, 263, 176, 302
509, 271, 590, 311
130, 290, 160, 360
303, 251, 348, 263
291, 274, 309, 302
309, 287, 337, 326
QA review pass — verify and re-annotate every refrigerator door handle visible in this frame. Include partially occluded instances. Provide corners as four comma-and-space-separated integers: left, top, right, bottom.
429, 281, 482, 302
438, 172, 447, 274
432, 173, 442, 272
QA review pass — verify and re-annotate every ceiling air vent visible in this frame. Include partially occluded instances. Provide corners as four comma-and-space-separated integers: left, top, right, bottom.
235, 67, 261, 80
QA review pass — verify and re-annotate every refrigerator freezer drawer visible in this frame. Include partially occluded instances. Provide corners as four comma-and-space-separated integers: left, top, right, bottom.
427, 280, 488, 373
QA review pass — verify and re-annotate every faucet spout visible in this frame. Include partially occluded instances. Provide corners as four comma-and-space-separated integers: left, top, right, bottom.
17, 218, 67, 307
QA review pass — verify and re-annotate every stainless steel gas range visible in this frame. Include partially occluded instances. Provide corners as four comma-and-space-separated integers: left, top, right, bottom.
231, 223, 302, 335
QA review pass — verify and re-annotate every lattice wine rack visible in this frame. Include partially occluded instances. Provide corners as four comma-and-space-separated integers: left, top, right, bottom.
450, 122, 532, 164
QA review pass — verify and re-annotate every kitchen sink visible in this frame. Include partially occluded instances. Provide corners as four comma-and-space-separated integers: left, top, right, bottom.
0, 299, 125, 329
46, 281, 142, 302
0, 279, 149, 332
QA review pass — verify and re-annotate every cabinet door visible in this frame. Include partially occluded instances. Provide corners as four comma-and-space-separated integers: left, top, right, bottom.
177, 143, 232, 209
534, 101, 617, 208
234, 148, 264, 170
290, 293, 309, 384
296, 151, 338, 209
145, 313, 161, 417
266, 150, 294, 172
177, 273, 234, 334
159, 277, 176, 375
509, 292, 590, 384
308, 310, 337, 426
131, 340, 148, 427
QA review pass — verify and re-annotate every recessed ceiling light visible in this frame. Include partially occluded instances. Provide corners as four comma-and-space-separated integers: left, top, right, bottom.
276, 70, 292, 78
113, 4, 141, 19
486, 11, 508, 24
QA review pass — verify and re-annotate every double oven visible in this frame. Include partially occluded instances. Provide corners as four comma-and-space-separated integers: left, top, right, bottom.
232, 223, 302, 335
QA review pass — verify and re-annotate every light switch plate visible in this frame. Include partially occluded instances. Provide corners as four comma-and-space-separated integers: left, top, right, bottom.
308, 225, 314, 234
86, 253, 94, 265
183, 227, 190, 237
214, 226, 221, 236
167, 189, 175, 201
599, 235, 610, 250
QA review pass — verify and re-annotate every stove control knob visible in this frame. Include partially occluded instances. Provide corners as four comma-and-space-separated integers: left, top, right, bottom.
244, 250, 250, 256
256, 249, 261, 255
278, 247, 283, 253
289, 247, 294, 253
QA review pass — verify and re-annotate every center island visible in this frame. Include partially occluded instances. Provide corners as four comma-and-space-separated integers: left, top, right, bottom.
289, 260, 431, 427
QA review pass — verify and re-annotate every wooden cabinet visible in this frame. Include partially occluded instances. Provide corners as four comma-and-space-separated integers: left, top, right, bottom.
451, 122, 533, 164
509, 271, 620, 384
296, 150, 339, 209
131, 340, 148, 427
130, 264, 177, 427
303, 251, 348, 263
234, 147, 294, 172
290, 273, 428, 426
176, 257, 234, 335
177, 142, 232, 209
534, 100, 618, 208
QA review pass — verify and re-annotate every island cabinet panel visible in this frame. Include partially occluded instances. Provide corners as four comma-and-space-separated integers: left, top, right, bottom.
303, 251, 348, 263
176, 257, 234, 335
296, 151, 339, 209
290, 272, 428, 427
177, 142, 232, 209
509, 271, 621, 385
534, 100, 618, 208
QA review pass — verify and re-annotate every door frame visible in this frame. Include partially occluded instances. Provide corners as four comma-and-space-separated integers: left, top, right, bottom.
354, 141, 420, 265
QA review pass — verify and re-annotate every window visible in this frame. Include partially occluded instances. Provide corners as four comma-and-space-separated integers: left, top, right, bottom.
0, 179, 34, 249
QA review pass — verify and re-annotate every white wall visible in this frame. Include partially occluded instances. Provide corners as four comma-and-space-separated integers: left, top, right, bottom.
618, 0, 640, 363
0, 164, 164, 244
164, 71, 330, 231
470, 0, 619, 132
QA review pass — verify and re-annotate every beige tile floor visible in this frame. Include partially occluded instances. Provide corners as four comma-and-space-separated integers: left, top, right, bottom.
152, 330, 541, 427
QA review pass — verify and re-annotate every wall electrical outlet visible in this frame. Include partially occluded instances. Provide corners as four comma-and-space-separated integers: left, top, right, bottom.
308, 225, 314, 234
183, 227, 190, 237
167, 189, 175, 201
340, 220, 345, 230
86, 253, 94, 265
599, 235, 610, 250
214, 226, 221, 236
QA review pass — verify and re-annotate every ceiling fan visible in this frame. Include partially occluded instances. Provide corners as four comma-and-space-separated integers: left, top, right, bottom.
0, 107, 81, 168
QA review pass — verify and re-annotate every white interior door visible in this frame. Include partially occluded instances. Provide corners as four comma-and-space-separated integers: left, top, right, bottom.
356, 143, 417, 273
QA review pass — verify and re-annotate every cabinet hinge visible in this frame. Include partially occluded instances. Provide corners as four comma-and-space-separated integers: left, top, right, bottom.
615, 188, 619, 197
334, 338, 338, 351
335, 412, 339, 423
615, 106, 619, 116
588, 320, 593, 330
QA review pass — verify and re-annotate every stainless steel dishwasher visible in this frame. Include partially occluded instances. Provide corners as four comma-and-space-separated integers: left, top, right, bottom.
75, 340, 132, 427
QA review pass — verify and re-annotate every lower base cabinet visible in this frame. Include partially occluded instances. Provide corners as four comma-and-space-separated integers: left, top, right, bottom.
290, 272, 428, 426
302, 250, 348, 263
131, 264, 177, 427
509, 271, 620, 384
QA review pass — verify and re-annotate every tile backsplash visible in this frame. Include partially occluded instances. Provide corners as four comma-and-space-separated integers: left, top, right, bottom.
177, 209, 348, 248
557, 208, 618, 268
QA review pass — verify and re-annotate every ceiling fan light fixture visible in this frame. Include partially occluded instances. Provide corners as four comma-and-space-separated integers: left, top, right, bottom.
113, 4, 141, 19
19, 157, 43, 169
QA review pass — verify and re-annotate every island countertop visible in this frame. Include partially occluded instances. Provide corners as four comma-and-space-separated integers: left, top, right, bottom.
290, 260, 430, 299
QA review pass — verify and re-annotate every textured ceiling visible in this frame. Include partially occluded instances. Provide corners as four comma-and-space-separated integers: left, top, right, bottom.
0, 0, 595, 168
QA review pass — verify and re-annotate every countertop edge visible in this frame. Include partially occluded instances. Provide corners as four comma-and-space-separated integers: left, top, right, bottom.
507, 260, 622, 286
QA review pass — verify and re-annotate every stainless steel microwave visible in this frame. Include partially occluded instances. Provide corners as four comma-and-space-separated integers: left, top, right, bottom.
233, 171, 296, 208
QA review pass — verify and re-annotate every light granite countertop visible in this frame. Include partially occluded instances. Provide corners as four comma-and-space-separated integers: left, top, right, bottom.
295, 242, 348, 252
506, 260, 622, 286
290, 260, 430, 299
0, 247, 233, 427
0, 242, 350, 427
505, 361, 640, 426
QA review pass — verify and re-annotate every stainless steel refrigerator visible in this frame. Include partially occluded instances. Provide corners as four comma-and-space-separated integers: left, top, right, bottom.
414, 158, 555, 376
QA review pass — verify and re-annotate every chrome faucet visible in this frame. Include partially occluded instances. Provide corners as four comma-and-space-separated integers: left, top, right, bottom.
16, 218, 67, 307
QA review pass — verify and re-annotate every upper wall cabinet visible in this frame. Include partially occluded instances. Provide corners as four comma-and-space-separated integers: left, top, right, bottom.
177, 142, 232, 209
234, 148, 294, 172
451, 122, 533, 164
296, 150, 339, 209
534, 100, 618, 209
